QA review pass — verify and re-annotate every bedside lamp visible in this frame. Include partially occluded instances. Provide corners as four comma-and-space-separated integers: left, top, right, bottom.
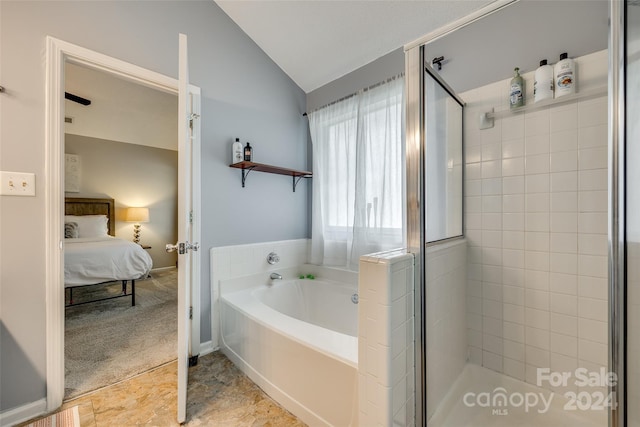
125, 207, 149, 244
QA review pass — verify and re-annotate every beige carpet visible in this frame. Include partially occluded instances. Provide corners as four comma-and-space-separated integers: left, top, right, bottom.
64, 269, 177, 399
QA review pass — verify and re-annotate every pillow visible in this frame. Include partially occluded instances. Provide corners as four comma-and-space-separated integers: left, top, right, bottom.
64, 222, 79, 239
64, 215, 109, 238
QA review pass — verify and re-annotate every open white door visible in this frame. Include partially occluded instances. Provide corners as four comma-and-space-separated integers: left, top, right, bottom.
167, 32, 200, 424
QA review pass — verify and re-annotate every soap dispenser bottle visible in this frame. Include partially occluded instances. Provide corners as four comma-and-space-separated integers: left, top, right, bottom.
509, 67, 525, 109
244, 142, 253, 161
534, 59, 554, 103
232, 138, 243, 163
554, 52, 575, 98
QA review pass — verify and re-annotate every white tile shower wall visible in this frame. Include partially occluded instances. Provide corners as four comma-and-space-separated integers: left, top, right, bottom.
359, 250, 415, 427
463, 49, 609, 394
209, 239, 309, 349
425, 239, 468, 421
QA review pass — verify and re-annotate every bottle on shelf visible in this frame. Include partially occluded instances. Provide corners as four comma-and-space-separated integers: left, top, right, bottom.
232, 138, 243, 164
554, 52, 576, 98
534, 59, 554, 103
244, 142, 253, 161
509, 67, 525, 109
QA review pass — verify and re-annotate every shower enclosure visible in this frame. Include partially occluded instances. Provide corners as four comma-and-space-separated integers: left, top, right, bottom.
405, 1, 636, 425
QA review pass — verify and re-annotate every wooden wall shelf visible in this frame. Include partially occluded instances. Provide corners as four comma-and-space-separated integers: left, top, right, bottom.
229, 161, 312, 192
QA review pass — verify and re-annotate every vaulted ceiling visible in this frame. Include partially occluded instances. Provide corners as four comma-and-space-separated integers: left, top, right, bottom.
214, 0, 496, 93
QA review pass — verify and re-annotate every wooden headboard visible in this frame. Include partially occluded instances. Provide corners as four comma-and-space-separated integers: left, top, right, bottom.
65, 197, 115, 236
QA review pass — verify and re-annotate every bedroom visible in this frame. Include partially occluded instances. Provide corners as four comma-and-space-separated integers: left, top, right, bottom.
62, 62, 180, 399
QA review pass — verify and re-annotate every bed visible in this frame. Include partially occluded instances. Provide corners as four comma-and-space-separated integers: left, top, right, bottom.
64, 197, 153, 307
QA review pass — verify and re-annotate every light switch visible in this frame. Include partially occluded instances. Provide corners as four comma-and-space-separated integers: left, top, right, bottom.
1, 171, 36, 196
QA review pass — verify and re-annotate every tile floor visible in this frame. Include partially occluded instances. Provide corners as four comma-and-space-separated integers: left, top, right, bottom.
21, 352, 305, 426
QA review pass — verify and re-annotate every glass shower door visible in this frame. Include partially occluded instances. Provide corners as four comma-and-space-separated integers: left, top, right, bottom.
405, 45, 465, 426
423, 64, 465, 423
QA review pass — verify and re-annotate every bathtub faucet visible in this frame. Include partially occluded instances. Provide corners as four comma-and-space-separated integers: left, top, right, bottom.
270, 272, 283, 280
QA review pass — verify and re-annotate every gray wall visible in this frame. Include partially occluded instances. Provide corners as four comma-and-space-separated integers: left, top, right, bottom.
0, 0, 308, 412
306, 48, 405, 113
65, 135, 179, 269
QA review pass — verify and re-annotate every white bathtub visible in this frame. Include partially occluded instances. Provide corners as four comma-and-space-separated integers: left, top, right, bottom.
220, 266, 359, 426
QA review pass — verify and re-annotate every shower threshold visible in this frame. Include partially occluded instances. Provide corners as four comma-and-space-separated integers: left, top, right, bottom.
428, 363, 608, 427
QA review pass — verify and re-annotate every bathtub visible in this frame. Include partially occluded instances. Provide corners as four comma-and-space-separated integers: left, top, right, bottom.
220, 265, 359, 427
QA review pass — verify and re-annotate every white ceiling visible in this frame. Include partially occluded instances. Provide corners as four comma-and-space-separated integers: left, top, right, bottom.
214, 0, 496, 93
65, 63, 178, 151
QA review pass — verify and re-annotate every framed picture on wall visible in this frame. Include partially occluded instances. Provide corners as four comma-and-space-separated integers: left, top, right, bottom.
65, 154, 80, 192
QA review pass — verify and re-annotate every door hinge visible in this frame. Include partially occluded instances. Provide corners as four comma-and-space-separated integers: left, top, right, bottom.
189, 210, 193, 224
189, 112, 200, 131
189, 306, 193, 320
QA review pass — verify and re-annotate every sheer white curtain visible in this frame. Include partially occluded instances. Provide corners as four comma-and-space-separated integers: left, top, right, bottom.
309, 76, 404, 269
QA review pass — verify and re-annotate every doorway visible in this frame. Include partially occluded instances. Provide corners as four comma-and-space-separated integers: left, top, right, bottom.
62, 61, 179, 398
44, 37, 201, 419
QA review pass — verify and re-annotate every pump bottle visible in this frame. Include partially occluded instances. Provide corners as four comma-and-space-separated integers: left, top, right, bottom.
509, 67, 525, 109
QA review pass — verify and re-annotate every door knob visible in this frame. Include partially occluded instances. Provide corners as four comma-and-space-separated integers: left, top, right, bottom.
166, 241, 199, 254
166, 243, 183, 253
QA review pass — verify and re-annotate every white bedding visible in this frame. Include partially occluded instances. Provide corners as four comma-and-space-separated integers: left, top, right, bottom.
64, 236, 153, 287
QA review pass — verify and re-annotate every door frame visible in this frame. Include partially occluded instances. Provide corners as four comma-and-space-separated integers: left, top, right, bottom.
608, 1, 625, 426
44, 36, 201, 411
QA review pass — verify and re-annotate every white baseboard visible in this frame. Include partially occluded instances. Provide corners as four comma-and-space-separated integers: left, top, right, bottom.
0, 342, 217, 427
1, 343, 216, 427
199, 340, 217, 357
150, 266, 177, 273
0, 398, 46, 427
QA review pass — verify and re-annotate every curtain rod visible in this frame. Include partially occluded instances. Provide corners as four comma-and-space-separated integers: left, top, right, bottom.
303, 73, 404, 117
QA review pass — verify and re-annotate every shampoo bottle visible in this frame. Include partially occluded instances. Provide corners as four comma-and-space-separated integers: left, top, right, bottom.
232, 138, 243, 163
534, 59, 554, 103
509, 67, 525, 109
554, 52, 575, 98
244, 142, 252, 161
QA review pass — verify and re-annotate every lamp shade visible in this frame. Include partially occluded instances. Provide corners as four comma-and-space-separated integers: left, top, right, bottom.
125, 207, 149, 223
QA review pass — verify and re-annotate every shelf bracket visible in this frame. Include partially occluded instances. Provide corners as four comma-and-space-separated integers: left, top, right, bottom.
293, 175, 309, 192
241, 166, 256, 188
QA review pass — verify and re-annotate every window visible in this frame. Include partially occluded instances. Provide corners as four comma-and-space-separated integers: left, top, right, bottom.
309, 77, 404, 268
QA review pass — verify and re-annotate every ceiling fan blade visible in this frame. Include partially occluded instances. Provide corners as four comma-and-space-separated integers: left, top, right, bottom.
65, 92, 91, 106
